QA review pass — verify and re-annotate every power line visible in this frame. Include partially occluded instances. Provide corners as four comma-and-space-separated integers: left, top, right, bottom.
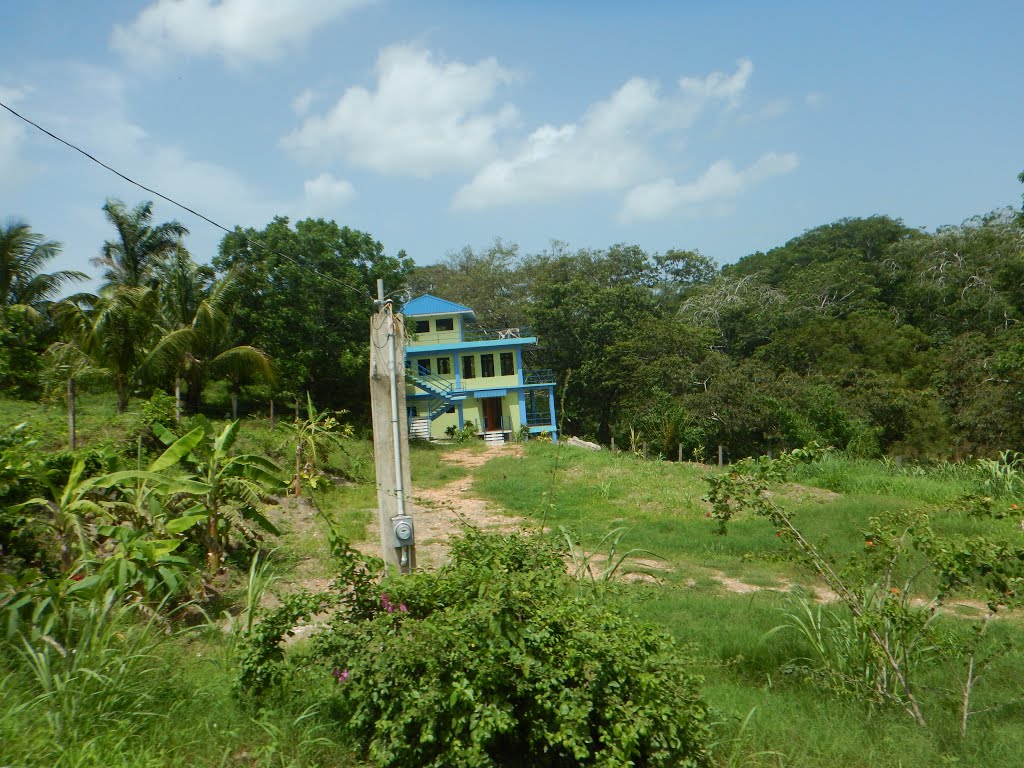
0, 99, 375, 301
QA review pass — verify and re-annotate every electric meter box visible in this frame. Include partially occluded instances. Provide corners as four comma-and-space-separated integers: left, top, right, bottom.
391, 515, 415, 548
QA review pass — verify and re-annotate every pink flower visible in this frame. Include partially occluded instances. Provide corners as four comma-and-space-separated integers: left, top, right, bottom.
399, 603, 408, 613
381, 594, 395, 613
332, 667, 349, 683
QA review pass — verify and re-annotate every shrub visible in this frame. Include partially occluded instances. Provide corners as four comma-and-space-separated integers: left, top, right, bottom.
240, 530, 710, 767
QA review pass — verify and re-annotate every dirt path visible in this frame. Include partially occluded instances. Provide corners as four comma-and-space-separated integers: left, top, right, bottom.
402, 444, 527, 568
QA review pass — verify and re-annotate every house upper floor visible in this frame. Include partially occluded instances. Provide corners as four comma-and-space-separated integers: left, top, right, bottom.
403, 294, 535, 349
402, 294, 553, 391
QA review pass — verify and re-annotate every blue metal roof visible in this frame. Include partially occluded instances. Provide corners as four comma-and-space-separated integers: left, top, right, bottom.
402, 294, 476, 318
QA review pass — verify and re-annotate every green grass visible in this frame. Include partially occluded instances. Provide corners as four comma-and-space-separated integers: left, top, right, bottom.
6, 392, 1024, 767
409, 440, 480, 488
470, 442, 1024, 766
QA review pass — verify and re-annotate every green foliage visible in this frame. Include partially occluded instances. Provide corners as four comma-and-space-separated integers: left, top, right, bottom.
240, 530, 711, 768
4, 590, 166, 750
444, 419, 478, 442
976, 450, 1024, 498
214, 216, 413, 413
709, 450, 1023, 728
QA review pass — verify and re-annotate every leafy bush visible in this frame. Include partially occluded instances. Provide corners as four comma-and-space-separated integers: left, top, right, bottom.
444, 420, 478, 443
240, 530, 710, 767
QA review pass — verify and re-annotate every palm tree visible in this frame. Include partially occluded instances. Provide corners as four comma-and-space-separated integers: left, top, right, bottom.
88, 199, 188, 412
89, 286, 161, 413
138, 265, 273, 420
93, 199, 188, 290
1, 219, 87, 321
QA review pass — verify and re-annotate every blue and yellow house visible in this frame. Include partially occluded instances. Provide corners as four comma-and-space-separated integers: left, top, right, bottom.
402, 294, 557, 443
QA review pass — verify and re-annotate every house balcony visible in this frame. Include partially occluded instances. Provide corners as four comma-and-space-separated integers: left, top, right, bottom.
461, 325, 534, 342
522, 368, 555, 385
525, 411, 554, 426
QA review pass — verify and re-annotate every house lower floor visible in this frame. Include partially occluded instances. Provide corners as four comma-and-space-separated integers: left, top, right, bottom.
408, 386, 557, 443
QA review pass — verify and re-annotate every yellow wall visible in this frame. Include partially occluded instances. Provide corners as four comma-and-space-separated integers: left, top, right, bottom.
410, 353, 455, 381
409, 314, 463, 346
458, 350, 519, 390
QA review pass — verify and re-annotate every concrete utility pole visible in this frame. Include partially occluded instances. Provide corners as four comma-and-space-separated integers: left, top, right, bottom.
369, 280, 415, 573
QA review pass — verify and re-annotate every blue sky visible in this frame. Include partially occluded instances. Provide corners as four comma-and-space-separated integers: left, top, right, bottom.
1, 1, 1021, 290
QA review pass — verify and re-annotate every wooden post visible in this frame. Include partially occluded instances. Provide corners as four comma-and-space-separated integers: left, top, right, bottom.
643, 442, 648, 459
678, 443, 683, 463
67, 377, 76, 451
269, 398, 275, 431
610, 436, 615, 453
370, 309, 414, 573
718, 444, 724, 468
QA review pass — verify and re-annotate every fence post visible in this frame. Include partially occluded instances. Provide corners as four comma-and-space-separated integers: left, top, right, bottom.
718, 444, 724, 468
610, 436, 616, 453
643, 442, 648, 459
678, 443, 683, 463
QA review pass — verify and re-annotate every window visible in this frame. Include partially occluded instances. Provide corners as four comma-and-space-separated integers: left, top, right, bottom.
436, 357, 451, 375
462, 355, 476, 379
500, 352, 514, 376
480, 353, 495, 377
436, 317, 454, 331
418, 358, 431, 374
414, 319, 430, 333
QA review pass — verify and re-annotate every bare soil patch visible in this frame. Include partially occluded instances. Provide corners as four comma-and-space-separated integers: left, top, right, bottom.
350, 443, 528, 570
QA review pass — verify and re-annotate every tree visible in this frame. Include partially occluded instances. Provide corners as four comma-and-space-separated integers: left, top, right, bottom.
0, 221, 87, 397
87, 200, 189, 412
524, 244, 660, 443
139, 255, 272, 420
94, 199, 188, 291
406, 240, 529, 329
88, 286, 161, 413
214, 217, 412, 414
1, 220, 86, 320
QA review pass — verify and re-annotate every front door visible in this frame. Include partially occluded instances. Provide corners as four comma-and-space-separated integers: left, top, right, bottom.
482, 397, 502, 431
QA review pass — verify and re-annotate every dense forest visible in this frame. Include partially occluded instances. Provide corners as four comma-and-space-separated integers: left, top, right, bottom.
3, 174, 1024, 462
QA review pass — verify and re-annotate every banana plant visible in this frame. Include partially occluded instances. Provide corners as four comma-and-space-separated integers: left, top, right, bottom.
13, 457, 107, 572
290, 392, 353, 496
90, 424, 210, 535
166, 420, 286, 571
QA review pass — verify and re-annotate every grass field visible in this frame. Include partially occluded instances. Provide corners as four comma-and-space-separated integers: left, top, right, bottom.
3, 395, 1024, 767
472, 443, 1024, 767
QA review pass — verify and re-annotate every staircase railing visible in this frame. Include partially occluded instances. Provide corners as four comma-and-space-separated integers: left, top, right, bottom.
406, 362, 465, 427
406, 362, 462, 396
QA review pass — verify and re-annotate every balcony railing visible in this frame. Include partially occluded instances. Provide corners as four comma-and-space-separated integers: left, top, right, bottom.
523, 368, 555, 385
461, 326, 534, 342
525, 411, 553, 426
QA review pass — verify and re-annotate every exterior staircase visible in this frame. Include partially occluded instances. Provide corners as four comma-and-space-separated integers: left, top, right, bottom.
482, 431, 507, 446
409, 417, 431, 440
406, 362, 467, 439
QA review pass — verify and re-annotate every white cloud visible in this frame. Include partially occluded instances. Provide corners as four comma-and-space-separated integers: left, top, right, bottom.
112, 0, 372, 67
302, 172, 356, 216
453, 77, 661, 209
292, 88, 316, 116
620, 152, 799, 222
453, 59, 762, 210
678, 58, 753, 108
282, 43, 519, 177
